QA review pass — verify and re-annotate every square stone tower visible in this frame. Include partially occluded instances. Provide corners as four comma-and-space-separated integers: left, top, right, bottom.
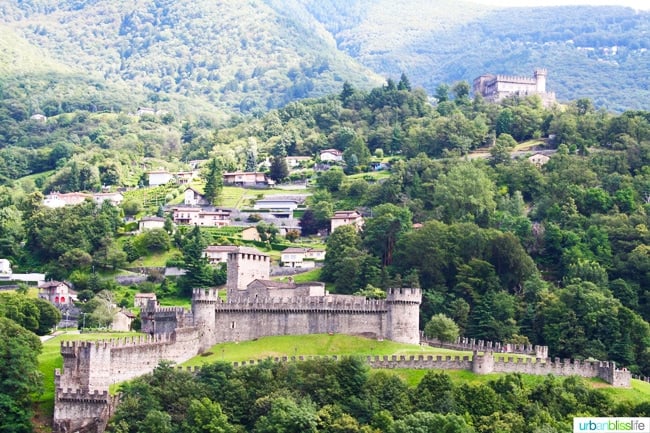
226, 246, 270, 296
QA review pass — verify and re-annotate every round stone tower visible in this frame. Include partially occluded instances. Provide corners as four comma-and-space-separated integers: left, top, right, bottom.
534, 68, 547, 93
192, 288, 219, 352
386, 287, 422, 344
226, 247, 270, 297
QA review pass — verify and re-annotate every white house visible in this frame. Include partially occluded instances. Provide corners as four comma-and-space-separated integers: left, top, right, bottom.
331, 210, 364, 233
183, 187, 209, 206
280, 247, 326, 268
528, 153, 551, 168
223, 171, 273, 187
286, 156, 312, 168
93, 192, 124, 206
172, 207, 231, 227
148, 170, 174, 186
320, 149, 343, 162
0, 259, 12, 279
138, 216, 166, 232
30, 113, 47, 123
203, 245, 238, 265
43, 192, 92, 208
254, 198, 300, 213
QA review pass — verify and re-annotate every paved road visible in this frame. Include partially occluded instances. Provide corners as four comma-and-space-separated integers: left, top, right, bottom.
40, 330, 80, 342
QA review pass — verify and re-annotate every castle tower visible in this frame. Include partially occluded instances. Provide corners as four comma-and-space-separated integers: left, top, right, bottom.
226, 247, 270, 295
385, 287, 422, 344
534, 68, 547, 93
192, 288, 219, 351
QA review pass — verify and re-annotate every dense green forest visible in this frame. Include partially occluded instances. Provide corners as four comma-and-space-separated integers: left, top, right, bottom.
1, 0, 650, 113
105, 358, 650, 433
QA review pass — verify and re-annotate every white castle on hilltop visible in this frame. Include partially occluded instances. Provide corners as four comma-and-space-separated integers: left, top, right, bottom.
473, 68, 556, 107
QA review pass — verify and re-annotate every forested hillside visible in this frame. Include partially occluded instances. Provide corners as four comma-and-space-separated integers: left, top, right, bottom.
2, 0, 650, 115
297, 1, 650, 111
0, 0, 383, 116
3, 72, 650, 378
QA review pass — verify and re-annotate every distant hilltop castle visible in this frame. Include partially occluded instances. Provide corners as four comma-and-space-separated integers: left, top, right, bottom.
473, 68, 556, 107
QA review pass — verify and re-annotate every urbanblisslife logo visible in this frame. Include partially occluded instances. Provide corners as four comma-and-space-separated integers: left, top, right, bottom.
574, 418, 650, 433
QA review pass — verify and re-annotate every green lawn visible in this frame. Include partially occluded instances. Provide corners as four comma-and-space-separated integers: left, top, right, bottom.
346, 171, 391, 182
183, 334, 466, 367
219, 186, 247, 208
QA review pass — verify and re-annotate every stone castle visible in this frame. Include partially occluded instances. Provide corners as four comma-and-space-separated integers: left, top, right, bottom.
473, 68, 556, 107
53, 246, 422, 432
53, 246, 631, 433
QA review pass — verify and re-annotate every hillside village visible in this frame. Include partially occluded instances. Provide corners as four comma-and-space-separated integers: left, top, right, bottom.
2, 57, 650, 432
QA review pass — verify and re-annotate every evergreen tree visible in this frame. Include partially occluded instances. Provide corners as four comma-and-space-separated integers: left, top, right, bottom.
397, 73, 411, 91
179, 225, 212, 294
203, 158, 223, 205
269, 155, 289, 183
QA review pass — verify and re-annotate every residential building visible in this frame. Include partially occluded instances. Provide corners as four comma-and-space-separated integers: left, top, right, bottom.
175, 170, 199, 185
240, 226, 261, 241
183, 187, 208, 206
30, 113, 47, 122
38, 281, 76, 305
203, 245, 238, 265
172, 207, 230, 227
528, 153, 551, 168
134, 293, 157, 309
0, 258, 11, 279
92, 192, 124, 206
320, 148, 343, 162
223, 171, 273, 187
330, 210, 364, 233
147, 170, 174, 186
254, 198, 300, 212
138, 216, 166, 232
111, 309, 136, 332
280, 247, 326, 268
43, 192, 92, 208
286, 156, 312, 168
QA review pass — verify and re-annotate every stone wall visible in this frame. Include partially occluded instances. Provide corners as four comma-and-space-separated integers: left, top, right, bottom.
422, 336, 549, 359
54, 344, 631, 433
54, 329, 200, 432
170, 353, 629, 388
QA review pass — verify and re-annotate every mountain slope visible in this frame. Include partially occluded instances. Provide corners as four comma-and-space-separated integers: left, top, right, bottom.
296, 1, 650, 111
0, 0, 383, 115
1, 0, 650, 115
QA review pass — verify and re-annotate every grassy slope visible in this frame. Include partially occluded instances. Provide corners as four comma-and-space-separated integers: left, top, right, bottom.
186, 334, 650, 405
184, 334, 471, 366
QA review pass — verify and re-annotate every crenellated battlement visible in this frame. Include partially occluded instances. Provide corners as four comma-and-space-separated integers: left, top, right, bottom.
193, 287, 220, 302
386, 287, 422, 304
422, 336, 548, 359
60, 333, 176, 352
215, 295, 388, 313
56, 388, 111, 403
495, 74, 536, 84
170, 353, 628, 388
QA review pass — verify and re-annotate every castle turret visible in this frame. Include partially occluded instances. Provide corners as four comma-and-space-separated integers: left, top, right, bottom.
192, 288, 219, 351
534, 68, 547, 93
226, 247, 270, 296
386, 287, 422, 344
